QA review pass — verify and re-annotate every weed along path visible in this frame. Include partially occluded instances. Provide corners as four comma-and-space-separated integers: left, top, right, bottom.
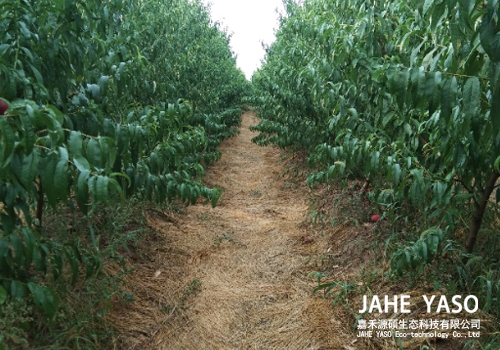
112, 111, 356, 349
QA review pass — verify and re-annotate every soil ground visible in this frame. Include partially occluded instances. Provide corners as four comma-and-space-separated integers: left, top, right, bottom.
109, 110, 358, 349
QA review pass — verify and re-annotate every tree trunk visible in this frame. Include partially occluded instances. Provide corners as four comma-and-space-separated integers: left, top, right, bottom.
359, 178, 370, 194
465, 171, 500, 253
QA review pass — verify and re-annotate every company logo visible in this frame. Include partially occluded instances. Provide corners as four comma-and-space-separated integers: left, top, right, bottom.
356, 295, 481, 339
359, 295, 478, 314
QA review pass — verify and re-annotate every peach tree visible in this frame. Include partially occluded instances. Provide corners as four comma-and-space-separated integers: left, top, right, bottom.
0, 0, 249, 320
252, 0, 500, 316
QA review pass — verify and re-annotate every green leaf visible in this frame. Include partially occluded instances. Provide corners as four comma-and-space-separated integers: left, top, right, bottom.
54, 0, 64, 10
10, 234, 25, 267
43, 287, 59, 319
96, 176, 109, 204
382, 111, 395, 127
441, 77, 458, 122
54, 149, 69, 200
28, 282, 44, 308
0, 118, 15, 167
86, 139, 101, 167
0, 44, 10, 56
392, 163, 401, 185
20, 152, 39, 189
28, 63, 44, 84
116, 126, 129, 154
491, 83, 500, 134
211, 189, 220, 208
83, 256, 93, 279
33, 244, 47, 274
28, 283, 58, 319
421, 241, 429, 263
0, 285, 7, 305
423, 0, 434, 15
73, 155, 90, 172
177, 183, 184, 200
52, 249, 63, 280
10, 280, 25, 298
76, 170, 90, 214
45, 105, 64, 125
463, 77, 480, 122
495, 156, 500, 173
109, 178, 126, 202
417, 66, 426, 101
20, 112, 36, 155
22, 228, 36, 269
396, 70, 409, 109
87, 84, 101, 100
67, 250, 79, 286
41, 156, 58, 207
99, 136, 116, 169
99, 76, 110, 96
68, 131, 84, 156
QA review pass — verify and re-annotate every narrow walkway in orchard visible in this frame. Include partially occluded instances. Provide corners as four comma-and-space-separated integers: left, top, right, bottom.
112, 111, 353, 349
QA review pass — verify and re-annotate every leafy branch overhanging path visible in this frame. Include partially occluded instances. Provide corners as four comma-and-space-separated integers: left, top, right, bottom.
112, 111, 353, 349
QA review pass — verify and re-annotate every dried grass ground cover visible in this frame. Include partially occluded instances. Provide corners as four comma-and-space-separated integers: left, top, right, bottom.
107, 111, 357, 349
105, 111, 495, 350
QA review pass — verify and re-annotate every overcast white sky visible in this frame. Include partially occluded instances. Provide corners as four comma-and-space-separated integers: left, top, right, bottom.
201, 0, 285, 80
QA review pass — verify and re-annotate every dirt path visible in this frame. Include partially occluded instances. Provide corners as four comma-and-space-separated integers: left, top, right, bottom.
112, 111, 353, 349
